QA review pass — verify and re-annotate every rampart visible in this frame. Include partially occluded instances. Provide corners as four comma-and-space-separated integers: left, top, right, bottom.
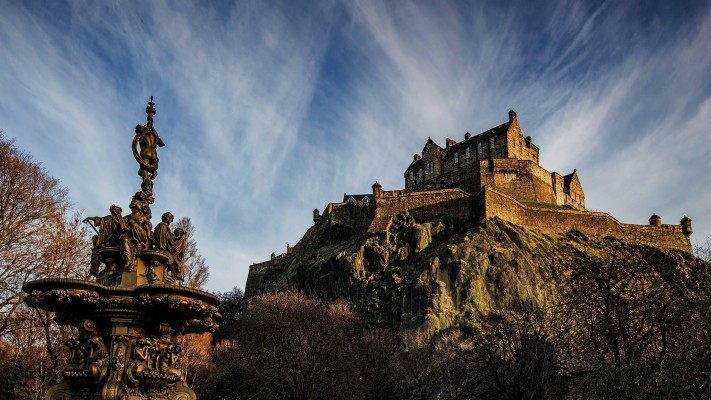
369, 186, 472, 233
478, 186, 692, 252
320, 200, 375, 237
249, 182, 691, 287
245, 252, 291, 297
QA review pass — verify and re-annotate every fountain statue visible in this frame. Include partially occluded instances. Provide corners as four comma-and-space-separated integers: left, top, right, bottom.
23, 97, 220, 400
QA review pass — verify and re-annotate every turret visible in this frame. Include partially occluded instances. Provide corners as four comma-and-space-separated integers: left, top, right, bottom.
648, 214, 661, 227
372, 181, 383, 198
680, 215, 693, 237
313, 208, 320, 223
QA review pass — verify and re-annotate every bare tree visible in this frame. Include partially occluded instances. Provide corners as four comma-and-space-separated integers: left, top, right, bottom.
553, 236, 710, 398
694, 237, 711, 263
0, 130, 89, 336
173, 217, 209, 290
200, 291, 365, 400
0, 130, 90, 395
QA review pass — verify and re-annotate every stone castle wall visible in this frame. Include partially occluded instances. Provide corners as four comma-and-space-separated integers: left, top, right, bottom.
249, 179, 691, 290
246, 253, 291, 297
479, 186, 691, 252
320, 200, 375, 237
369, 187, 472, 232
480, 158, 559, 205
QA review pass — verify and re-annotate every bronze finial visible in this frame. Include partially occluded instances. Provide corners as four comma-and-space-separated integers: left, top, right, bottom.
145, 95, 156, 129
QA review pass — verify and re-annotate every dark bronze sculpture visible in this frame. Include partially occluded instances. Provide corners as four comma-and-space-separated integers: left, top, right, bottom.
23, 98, 220, 400
133, 96, 164, 195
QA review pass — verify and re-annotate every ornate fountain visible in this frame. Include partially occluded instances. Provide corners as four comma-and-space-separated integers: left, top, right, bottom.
23, 98, 220, 400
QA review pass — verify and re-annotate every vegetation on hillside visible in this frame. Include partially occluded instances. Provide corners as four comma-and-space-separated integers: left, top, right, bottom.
239, 212, 711, 399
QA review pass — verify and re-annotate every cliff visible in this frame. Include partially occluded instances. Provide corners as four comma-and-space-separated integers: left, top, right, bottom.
246, 213, 704, 333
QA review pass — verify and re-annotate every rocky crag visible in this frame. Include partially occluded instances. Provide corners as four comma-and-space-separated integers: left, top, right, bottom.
246, 213, 704, 333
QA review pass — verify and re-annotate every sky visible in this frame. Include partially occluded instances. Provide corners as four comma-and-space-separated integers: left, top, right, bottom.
1, 0, 710, 293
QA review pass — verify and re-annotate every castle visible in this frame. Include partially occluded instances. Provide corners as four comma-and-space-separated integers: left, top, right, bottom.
247, 111, 693, 295
403, 110, 584, 210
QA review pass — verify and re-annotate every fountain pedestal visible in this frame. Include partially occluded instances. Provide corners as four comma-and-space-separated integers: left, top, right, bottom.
22, 98, 220, 400
24, 278, 219, 400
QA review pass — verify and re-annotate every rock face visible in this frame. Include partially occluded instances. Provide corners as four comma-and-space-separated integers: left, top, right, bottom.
246, 213, 701, 332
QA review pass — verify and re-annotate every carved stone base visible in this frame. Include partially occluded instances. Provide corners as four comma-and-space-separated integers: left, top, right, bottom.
23, 278, 219, 400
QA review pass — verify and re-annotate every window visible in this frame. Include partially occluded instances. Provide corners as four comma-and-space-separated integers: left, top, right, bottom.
454, 152, 459, 163
477, 142, 483, 154
409, 171, 414, 181
418, 168, 423, 178
490, 136, 495, 149
465, 146, 470, 158
362, 196, 370, 202
427, 161, 434, 174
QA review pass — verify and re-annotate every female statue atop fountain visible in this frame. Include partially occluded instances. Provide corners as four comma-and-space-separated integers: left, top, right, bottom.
132, 96, 164, 195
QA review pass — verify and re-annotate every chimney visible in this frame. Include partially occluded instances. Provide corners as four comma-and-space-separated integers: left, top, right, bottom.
464, 132, 471, 140
414, 154, 421, 161
446, 138, 456, 148
509, 110, 517, 123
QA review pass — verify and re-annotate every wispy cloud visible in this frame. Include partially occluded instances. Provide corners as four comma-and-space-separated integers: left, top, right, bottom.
1, 0, 709, 292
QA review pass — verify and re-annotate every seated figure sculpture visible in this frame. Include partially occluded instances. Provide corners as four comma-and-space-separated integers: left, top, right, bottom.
153, 212, 174, 252
84, 206, 123, 277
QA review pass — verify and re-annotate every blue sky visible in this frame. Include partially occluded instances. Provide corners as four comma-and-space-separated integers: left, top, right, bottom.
1, 0, 710, 293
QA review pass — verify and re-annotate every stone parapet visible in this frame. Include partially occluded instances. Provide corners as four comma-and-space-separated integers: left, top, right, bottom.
479, 186, 691, 252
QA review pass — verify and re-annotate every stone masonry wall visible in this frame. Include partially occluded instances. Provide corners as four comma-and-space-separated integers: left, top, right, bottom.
480, 159, 558, 205
245, 253, 291, 297
480, 187, 691, 252
320, 200, 375, 235
320, 201, 375, 237
369, 188, 473, 232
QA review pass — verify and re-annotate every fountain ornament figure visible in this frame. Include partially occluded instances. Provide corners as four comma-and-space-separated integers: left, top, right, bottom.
22, 97, 220, 400
133, 96, 164, 196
